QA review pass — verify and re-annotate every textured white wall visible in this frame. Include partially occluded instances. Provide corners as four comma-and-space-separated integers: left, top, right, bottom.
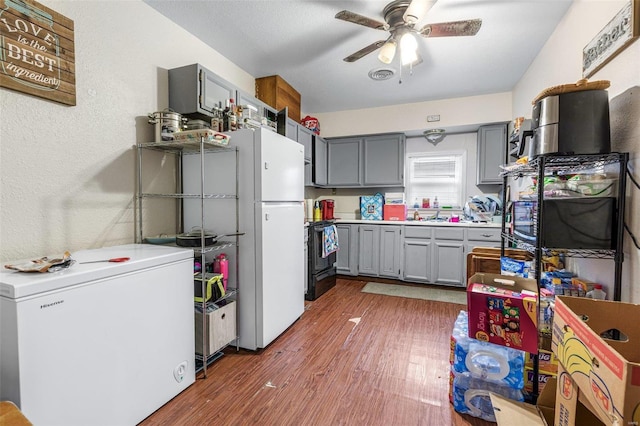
511, 0, 640, 303
0, 1, 254, 262
312, 92, 512, 138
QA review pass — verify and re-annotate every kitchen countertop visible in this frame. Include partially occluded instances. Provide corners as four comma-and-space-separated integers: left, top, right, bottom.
334, 219, 502, 228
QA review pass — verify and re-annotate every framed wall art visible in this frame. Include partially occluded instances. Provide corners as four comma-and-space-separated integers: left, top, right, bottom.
0, 0, 76, 106
583, 0, 640, 78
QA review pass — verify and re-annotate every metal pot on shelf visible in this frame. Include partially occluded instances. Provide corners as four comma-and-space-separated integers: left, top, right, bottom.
148, 109, 187, 142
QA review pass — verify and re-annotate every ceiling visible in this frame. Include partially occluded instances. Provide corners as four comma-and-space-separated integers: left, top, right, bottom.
145, 0, 573, 115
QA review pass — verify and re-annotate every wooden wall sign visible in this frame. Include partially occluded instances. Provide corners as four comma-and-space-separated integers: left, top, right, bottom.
583, 0, 640, 78
0, 0, 76, 106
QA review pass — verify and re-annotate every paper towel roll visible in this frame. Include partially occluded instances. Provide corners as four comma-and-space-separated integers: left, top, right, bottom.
305, 199, 314, 220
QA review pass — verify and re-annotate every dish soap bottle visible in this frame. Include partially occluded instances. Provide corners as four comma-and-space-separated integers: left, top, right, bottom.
313, 201, 322, 222
586, 284, 606, 300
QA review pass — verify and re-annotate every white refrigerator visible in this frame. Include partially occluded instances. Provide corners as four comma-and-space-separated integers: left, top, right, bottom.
0, 244, 196, 426
182, 128, 305, 350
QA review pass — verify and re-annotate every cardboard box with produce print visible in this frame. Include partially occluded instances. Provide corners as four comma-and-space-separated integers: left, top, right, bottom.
552, 296, 640, 426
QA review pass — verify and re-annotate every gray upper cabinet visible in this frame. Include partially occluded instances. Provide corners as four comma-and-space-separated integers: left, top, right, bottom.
297, 125, 313, 163
327, 133, 405, 187
169, 63, 236, 119
327, 137, 363, 186
313, 135, 328, 186
236, 89, 277, 124
363, 134, 404, 186
278, 115, 312, 163
477, 123, 508, 185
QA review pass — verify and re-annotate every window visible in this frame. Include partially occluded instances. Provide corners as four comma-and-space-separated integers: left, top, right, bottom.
405, 152, 466, 208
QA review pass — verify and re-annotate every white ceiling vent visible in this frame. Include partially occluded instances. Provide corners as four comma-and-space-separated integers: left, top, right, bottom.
368, 68, 396, 81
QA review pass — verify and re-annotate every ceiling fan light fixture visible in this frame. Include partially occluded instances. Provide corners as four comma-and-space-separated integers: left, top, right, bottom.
378, 39, 397, 64
403, 0, 435, 25
399, 32, 419, 66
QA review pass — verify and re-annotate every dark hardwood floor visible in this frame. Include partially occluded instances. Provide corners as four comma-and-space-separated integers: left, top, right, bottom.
140, 278, 493, 425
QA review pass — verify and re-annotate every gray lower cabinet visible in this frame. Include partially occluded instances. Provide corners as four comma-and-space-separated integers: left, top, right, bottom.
432, 227, 465, 287
466, 227, 501, 253
357, 225, 402, 278
477, 123, 508, 184
403, 226, 433, 283
379, 226, 402, 279
358, 225, 380, 276
336, 224, 359, 276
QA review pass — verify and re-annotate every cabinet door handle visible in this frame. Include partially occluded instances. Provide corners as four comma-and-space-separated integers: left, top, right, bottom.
264, 162, 269, 170
265, 213, 270, 221
482, 233, 492, 237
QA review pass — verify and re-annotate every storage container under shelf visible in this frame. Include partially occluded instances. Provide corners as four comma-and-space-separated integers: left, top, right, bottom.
195, 300, 237, 356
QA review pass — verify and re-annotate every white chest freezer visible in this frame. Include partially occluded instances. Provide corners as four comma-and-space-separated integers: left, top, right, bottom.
0, 244, 195, 426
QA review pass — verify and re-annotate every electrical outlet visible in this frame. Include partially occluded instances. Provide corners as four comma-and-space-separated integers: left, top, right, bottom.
173, 361, 188, 383
427, 115, 440, 122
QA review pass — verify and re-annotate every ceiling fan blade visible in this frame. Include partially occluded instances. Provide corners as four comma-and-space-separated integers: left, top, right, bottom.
419, 19, 482, 37
403, 0, 437, 25
335, 10, 387, 30
343, 40, 386, 62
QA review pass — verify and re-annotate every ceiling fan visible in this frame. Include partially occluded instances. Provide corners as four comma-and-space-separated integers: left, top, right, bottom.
335, 0, 482, 66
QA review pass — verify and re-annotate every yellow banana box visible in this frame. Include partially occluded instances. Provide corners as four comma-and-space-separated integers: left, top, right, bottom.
491, 377, 602, 426
552, 296, 640, 426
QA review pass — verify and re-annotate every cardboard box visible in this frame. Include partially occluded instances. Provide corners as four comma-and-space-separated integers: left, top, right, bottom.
551, 296, 640, 426
554, 363, 607, 426
467, 273, 539, 354
525, 366, 556, 394
360, 193, 383, 220
195, 300, 236, 356
490, 377, 603, 425
527, 349, 559, 374
383, 204, 407, 221
491, 377, 557, 425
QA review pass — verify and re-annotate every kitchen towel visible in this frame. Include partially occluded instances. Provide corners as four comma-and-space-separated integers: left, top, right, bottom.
322, 224, 339, 258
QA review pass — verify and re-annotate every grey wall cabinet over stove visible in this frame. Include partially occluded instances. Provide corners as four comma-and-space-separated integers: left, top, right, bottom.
312, 135, 328, 187
327, 137, 362, 186
477, 123, 508, 185
336, 224, 359, 276
327, 133, 405, 187
169, 63, 236, 120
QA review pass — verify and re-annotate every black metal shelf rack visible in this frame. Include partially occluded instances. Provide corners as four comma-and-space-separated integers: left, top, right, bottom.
499, 152, 629, 400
